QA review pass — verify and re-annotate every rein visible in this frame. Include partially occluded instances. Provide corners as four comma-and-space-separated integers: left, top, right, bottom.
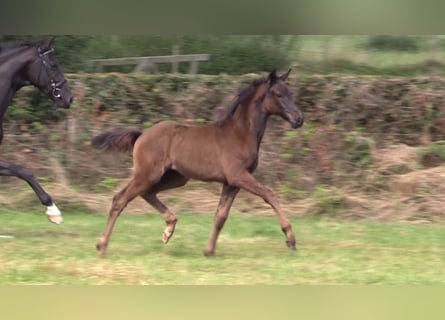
36, 47, 66, 99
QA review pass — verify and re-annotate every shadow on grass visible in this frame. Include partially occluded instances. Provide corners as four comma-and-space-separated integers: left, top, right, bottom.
7, 230, 83, 238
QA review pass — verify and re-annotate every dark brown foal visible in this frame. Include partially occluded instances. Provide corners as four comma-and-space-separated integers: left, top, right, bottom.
92, 69, 304, 256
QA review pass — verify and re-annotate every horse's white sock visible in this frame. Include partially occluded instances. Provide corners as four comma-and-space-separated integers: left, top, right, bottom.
46, 203, 63, 224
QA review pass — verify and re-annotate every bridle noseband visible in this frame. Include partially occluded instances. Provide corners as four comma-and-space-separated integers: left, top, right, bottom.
36, 47, 66, 99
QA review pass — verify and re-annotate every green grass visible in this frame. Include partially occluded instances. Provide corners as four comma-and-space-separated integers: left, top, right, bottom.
293, 35, 445, 76
0, 207, 444, 284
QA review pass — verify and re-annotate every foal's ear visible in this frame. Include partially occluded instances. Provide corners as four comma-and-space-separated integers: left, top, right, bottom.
268, 69, 279, 86
42, 37, 55, 50
280, 69, 291, 81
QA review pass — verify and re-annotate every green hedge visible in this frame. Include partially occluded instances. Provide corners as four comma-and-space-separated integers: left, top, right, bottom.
5, 73, 445, 193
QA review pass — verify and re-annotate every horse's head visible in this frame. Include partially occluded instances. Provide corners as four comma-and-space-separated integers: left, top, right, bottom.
27, 38, 73, 108
263, 69, 303, 129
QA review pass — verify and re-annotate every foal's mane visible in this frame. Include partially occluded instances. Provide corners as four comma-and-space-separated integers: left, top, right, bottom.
0, 40, 42, 59
223, 76, 268, 121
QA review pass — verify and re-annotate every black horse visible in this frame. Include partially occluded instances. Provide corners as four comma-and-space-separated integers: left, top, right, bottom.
0, 37, 73, 224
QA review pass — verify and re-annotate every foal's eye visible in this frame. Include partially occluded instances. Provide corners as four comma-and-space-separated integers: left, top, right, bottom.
275, 92, 282, 98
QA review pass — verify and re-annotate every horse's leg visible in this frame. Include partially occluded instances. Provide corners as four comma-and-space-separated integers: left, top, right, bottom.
228, 171, 296, 250
0, 122, 4, 144
0, 160, 62, 224
142, 194, 178, 244
140, 170, 189, 244
204, 183, 239, 256
96, 176, 148, 256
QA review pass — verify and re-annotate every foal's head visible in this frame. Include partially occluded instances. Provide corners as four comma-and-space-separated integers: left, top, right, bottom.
25, 38, 73, 108
261, 69, 303, 129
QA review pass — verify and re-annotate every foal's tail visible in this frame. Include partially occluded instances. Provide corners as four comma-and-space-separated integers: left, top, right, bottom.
91, 129, 142, 153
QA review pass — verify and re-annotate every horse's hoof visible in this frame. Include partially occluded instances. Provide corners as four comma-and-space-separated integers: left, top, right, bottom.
286, 240, 297, 250
96, 243, 106, 256
203, 249, 215, 257
162, 231, 171, 244
46, 204, 63, 224
47, 214, 63, 225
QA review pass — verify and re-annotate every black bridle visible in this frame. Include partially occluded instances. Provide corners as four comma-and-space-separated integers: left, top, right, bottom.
36, 47, 67, 99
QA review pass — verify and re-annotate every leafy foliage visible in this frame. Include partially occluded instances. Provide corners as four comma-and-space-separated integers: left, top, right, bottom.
365, 35, 420, 52
2, 35, 293, 75
0, 35, 91, 72
418, 140, 445, 167
91, 35, 292, 74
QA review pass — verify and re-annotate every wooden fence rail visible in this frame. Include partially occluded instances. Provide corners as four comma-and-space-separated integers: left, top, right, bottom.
88, 53, 210, 74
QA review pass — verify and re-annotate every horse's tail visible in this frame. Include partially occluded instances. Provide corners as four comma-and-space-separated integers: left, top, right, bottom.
91, 129, 143, 153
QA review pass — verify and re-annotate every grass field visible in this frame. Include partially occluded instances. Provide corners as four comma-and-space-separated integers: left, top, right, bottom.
293, 35, 445, 76
0, 206, 444, 284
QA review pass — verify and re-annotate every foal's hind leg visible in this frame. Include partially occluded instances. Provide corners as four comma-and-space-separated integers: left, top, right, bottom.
142, 194, 178, 244
96, 177, 148, 256
141, 170, 188, 244
204, 183, 239, 256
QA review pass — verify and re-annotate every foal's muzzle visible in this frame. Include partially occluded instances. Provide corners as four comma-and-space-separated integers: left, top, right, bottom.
292, 115, 304, 129
288, 111, 304, 129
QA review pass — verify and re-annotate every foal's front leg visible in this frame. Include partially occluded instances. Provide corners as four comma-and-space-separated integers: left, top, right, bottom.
228, 170, 296, 250
204, 183, 239, 256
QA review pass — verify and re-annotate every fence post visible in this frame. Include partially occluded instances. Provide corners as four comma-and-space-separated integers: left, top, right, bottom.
172, 45, 179, 73
429, 35, 438, 62
189, 60, 198, 74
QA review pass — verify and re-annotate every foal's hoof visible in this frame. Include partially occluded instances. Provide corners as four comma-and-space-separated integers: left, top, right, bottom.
203, 249, 215, 257
286, 240, 297, 250
162, 231, 172, 244
96, 243, 106, 256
